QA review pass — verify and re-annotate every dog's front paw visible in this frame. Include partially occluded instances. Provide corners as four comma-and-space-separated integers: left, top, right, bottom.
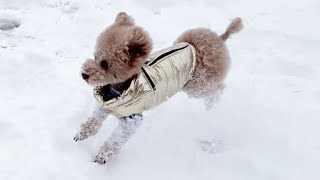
73, 132, 87, 141
74, 118, 102, 142
94, 143, 119, 164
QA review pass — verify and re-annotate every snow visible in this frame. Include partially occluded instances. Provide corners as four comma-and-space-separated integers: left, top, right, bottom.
1, 0, 320, 179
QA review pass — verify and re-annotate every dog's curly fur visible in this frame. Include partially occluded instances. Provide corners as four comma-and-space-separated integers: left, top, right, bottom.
176, 17, 243, 100
81, 12, 152, 87
81, 12, 242, 102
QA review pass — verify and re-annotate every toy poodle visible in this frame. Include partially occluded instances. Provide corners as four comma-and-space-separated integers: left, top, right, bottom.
74, 12, 243, 164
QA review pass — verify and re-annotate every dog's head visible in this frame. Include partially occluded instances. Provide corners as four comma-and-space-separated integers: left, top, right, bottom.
81, 12, 152, 87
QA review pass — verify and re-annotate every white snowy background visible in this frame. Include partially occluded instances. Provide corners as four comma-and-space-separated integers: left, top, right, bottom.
1, 0, 320, 179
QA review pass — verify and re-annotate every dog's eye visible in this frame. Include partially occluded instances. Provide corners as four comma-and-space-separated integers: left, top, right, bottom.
100, 60, 108, 69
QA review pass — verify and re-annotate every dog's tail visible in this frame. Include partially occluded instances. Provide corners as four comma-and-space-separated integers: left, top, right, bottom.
220, 17, 243, 41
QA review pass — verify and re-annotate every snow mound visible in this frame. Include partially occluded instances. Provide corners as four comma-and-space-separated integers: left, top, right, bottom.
0, 18, 20, 31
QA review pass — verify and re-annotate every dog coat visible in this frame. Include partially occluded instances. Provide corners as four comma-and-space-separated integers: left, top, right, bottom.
94, 42, 196, 118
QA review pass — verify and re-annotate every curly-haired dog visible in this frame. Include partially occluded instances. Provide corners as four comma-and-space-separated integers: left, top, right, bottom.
74, 12, 243, 164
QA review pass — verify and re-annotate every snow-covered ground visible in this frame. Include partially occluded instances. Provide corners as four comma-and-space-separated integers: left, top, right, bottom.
1, 0, 320, 179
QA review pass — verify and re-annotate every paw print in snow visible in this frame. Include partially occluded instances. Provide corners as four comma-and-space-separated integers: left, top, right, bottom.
197, 137, 224, 154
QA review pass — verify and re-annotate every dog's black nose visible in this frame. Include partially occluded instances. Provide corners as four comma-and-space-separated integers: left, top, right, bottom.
81, 73, 89, 80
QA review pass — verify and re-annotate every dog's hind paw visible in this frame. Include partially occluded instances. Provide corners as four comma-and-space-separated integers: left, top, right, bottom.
93, 143, 119, 164
93, 154, 108, 164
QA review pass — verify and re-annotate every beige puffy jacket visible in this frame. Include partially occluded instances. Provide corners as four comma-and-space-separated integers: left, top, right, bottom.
94, 42, 196, 118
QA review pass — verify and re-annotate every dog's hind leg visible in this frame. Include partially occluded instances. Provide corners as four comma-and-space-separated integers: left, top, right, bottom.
94, 113, 143, 164
204, 83, 225, 110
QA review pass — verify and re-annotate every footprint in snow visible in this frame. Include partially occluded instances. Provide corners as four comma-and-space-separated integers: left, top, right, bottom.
197, 137, 224, 154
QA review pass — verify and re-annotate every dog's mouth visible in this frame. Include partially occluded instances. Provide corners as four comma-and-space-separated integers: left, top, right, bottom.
95, 74, 138, 101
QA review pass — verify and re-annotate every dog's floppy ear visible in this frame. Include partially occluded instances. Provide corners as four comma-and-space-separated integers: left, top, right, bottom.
126, 27, 152, 66
115, 12, 135, 26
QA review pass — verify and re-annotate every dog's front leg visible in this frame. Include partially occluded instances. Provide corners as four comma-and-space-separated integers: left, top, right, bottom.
94, 113, 143, 164
74, 105, 109, 141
